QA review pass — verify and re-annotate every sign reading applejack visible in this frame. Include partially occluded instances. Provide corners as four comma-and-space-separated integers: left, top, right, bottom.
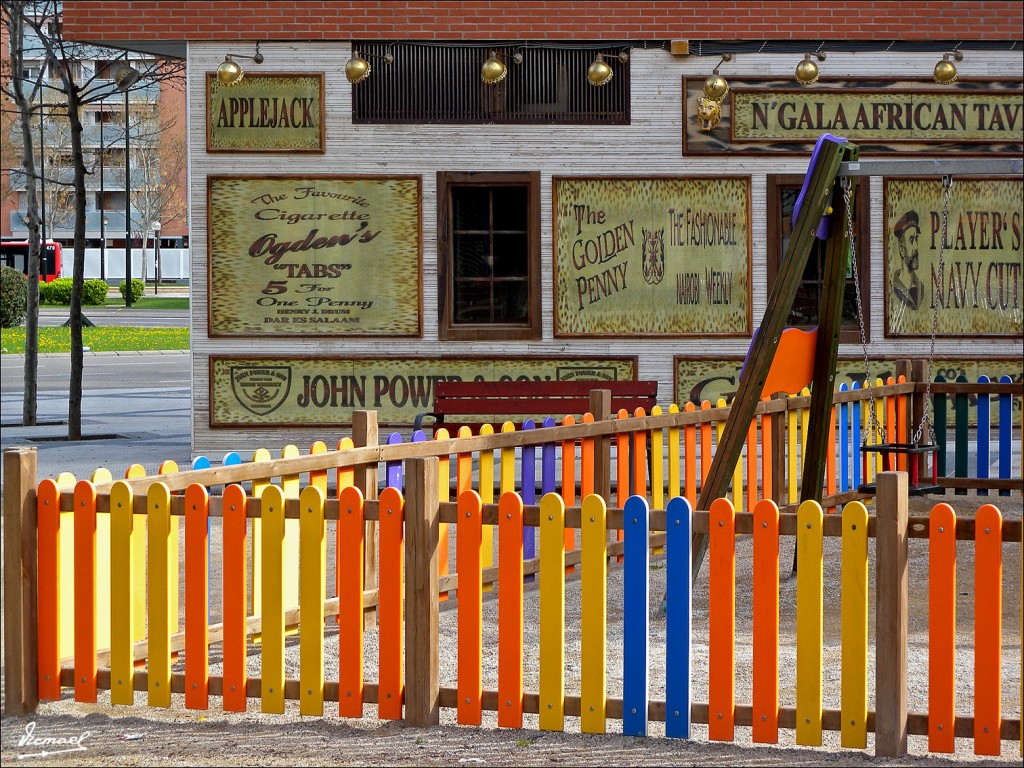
208, 176, 421, 336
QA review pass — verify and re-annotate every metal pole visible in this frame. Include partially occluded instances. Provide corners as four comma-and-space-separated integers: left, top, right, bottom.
39, 91, 46, 264
124, 87, 132, 307
154, 223, 160, 295
99, 99, 106, 283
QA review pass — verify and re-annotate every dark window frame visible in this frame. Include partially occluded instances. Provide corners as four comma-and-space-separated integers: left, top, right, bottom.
766, 174, 871, 344
437, 171, 541, 341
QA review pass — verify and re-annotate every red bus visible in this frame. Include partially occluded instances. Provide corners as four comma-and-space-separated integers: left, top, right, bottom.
0, 240, 62, 282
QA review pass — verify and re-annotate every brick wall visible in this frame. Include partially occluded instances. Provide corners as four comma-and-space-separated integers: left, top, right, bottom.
62, 1, 1024, 42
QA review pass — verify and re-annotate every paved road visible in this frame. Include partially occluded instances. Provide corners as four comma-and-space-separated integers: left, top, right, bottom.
1, 350, 192, 483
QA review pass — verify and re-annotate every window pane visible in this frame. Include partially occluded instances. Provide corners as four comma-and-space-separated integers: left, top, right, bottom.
491, 187, 528, 231
453, 280, 493, 324
453, 234, 491, 277
493, 280, 529, 323
453, 188, 488, 230
492, 233, 528, 277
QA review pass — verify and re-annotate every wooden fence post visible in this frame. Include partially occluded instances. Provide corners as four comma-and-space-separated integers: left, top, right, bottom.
404, 456, 439, 726
590, 389, 612, 502
352, 410, 379, 631
3, 446, 39, 715
875, 471, 909, 757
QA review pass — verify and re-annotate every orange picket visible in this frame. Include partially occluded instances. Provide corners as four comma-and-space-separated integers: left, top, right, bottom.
760, 399, 773, 502
74, 480, 98, 703
378, 486, 404, 720
457, 490, 484, 725
457, 426, 473, 495
708, 497, 736, 741
338, 486, 365, 718
615, 409, 629, 563
928, 503, 956, 753
826, 406, 837, 510
746, 415, 758, 512
222, 484, 248, 712
752, 498, 780, 743
498, 491, 524, 728
974, 504, 1002, 756
185, 483, 210, 710
561, 416, 577, 569
896, 375, 908, 472
37, 479, 61, 700
633, 407, 647, 499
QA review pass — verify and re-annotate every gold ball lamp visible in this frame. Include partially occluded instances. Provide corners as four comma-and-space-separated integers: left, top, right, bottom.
587, 54, 613, 86
216, 56, 244, 87
481, 53, 507, 85
795, 52, 825, 85
933, 51, 963, 85
346, 55, 372, 84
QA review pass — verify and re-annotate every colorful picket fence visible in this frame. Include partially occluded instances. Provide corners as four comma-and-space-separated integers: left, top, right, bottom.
3, 366, 1021, 758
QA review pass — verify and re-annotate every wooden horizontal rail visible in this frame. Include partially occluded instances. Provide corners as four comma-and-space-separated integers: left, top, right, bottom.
938, 477, 1023, 491
51, 669, 1022, 741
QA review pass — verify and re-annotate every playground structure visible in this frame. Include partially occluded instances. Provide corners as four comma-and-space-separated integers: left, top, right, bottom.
3, 367, 1022, 758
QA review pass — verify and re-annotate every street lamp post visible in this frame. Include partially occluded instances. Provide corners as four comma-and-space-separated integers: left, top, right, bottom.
114, 62, 140, 306
99, 98, 106, 282
153, 221, 161, 294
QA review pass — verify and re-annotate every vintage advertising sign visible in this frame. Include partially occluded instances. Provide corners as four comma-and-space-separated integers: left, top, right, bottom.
208, 176, 421, 336
553, 177, 751, 336
674, 357, 1022, 426
683, 78, 1024, 155
207, 72, 324, 152
884, 178, 1022, 337
211, 356, 637, 426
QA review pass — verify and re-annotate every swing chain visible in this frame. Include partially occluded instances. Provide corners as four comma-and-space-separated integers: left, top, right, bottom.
844, 176, 883, 442
913, 174, 953, 446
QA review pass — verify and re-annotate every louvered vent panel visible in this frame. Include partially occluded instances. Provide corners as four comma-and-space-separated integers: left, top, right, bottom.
352, 43, 629, 125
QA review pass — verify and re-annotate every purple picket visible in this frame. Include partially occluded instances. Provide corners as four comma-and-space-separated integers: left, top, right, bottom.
521, 420, 536, 576
385, 432, 404, 489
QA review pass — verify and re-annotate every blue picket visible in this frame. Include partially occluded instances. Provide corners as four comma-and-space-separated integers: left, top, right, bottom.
838, 383, 849, 493
998, 375, 1012, 496
522, 420, 537, 581
665, 495, 692, 739
976, 375, 990, 496
851, 381, 861, 490
622, 495, 650, 737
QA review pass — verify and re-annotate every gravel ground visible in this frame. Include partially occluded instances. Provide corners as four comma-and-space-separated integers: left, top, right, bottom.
2, 492, 1020, 766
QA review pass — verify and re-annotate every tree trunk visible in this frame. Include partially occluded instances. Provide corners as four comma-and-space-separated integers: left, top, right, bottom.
67, 85, 86, 440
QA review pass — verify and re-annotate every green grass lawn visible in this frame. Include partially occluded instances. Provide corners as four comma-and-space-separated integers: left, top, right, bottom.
1, 326, 189, 354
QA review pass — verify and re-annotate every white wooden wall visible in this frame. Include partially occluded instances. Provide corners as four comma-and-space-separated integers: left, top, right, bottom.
187, 43, 1024, 456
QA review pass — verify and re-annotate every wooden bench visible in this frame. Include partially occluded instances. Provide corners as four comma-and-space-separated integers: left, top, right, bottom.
413, 379, 659, 434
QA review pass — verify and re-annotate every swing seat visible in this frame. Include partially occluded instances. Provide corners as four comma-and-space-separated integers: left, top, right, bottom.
856, 442, 941, 495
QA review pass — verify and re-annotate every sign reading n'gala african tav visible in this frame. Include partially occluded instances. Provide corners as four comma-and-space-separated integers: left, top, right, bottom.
207, 73, 324, 152
208, 176, 421, 336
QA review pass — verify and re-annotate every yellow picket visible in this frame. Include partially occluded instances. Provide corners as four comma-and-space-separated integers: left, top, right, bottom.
299, 485, 326, 716
90, 468, 113, 653
281, 445, 301, 623
158, 460, 181, 635
840, 501, 869, 748
147, 482, 173, 708
260, 485, 286, 714
109, 480, 135, 706
795, 499, 823, 746
539, 492, 566, 731
500, 422, 516, 494
580, 494, 608, 734
479, 423, 496, 590
251, 447, 272, 622
650, 405, 664, 511
124, 463, 148, 643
